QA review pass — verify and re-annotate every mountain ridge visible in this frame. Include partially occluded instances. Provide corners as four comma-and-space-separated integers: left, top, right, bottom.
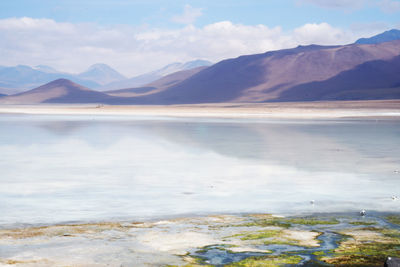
0, 63, 126, 93
0, 78, 111, 104
124, 40, 400, 104
356, 29, 400, 45
100, 60, 213, 90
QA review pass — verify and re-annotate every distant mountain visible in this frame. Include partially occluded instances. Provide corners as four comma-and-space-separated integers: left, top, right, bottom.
0, 93, 6, 97
101, 60, 212, 91
106, 66, 207, 97
78, 63, 126, 86
33, 65, 59, 73
0, 79, 111, 104
355, 29, 400, 44
0, 65, 101, 93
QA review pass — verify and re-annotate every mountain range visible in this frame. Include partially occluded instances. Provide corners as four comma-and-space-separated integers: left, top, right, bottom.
0, 64, 114, 93
0, 60, 212, 95
1, 29, 400, 104
0, 79, 111, 104
100, 60, 213, 91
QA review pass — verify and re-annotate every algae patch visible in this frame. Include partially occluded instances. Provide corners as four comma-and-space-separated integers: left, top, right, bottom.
320, 227, 400, 266
386, 215, 400, 225
225, 255, 303, 266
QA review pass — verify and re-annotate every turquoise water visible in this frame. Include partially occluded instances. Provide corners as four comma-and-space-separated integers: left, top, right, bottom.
0, 114, 399, 227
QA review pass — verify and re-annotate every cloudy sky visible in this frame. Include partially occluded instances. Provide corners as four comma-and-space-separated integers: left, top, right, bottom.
1, 0, 399, 76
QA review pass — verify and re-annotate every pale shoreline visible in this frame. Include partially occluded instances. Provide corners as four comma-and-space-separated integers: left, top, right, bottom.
0, 100, 399, 119
1, 213, 400, 266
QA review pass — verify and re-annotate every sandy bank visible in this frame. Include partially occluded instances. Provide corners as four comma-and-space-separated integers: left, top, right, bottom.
0, 100, 399, 119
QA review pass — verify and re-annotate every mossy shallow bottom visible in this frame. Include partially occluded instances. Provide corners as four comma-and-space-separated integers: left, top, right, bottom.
1, 213, 400, 266
225, 255, 303, 266
320, 226, 400, 266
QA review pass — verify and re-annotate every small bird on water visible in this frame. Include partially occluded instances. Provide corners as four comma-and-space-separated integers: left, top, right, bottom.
360, 209, 366, 216
310, 200, 315, 205
392, 195, 398, 201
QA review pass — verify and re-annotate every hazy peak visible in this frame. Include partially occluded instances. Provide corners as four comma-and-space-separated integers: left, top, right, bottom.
355, 29, 400, 45
45, 78, 77, 87
86, 63, 116, 71
79, 63, 126, 85
33, 65, 59, 73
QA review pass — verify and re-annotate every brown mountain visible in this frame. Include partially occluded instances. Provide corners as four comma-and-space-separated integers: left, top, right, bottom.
0, 79, 111, 104
126, 40, 400, 104
105, 66, 207, 97
274, 55, 400, 101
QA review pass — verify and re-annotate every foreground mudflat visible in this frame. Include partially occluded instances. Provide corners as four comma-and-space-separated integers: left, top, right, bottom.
1, 213, 400, 266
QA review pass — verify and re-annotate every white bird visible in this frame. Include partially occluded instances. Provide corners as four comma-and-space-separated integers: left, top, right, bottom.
392, 195, 398, 201
360, 209, 366, 216
310, 200, 315, 205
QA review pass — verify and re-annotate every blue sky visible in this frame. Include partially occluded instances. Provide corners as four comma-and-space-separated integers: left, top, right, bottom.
0, 0, 399, 75
1, 0, 399, 29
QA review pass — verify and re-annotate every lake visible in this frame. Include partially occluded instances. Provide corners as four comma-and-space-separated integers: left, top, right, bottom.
1, 114, 399, 227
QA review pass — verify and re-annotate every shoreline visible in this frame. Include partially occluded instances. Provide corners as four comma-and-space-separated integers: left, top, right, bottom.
0, 100, 400, 119
2, 210, 400, 231
1, 212, 400, 266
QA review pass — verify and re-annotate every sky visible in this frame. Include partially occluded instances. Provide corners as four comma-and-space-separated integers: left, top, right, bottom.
0, 0, 399, 76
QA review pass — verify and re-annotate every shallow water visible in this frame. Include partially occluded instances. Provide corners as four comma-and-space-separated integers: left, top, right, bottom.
0, 114, 399, 227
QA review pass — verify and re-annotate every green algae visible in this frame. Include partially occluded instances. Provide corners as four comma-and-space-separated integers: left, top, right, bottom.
235, 216, 339, 229
349, 221, 377, 226
321, 227, 400, 266
322, 243, 400, 266
386, 215, 400, 225
235, 229, 282, 241
262, 239, 302, 246
312, 251, 326, 256
238, 219, 291, 229
284, 217, 339, 225
225, 255, 302, 267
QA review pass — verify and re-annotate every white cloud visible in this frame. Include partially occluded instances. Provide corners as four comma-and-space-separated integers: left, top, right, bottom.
298, 0, 400, 13
294, 23, 354, 45
378, 0, 400, 13
171, 5, 203, 25
0, 17, 384, 77
297, 0, 369, 9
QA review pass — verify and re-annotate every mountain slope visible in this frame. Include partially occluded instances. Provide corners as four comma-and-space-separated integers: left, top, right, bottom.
127, 41, 400, 104
274, 55, 400, 101
78, 64, 126, 86
101, 60, 212, 90
356, 29, 400, 44
106, 66, 207, 97
0, 79, 111, 104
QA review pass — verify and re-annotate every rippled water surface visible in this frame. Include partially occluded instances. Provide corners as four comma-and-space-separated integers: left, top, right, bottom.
1, 114, 399, 226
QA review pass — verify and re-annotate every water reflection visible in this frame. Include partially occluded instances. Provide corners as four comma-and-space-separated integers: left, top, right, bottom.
0, 115, 399, 226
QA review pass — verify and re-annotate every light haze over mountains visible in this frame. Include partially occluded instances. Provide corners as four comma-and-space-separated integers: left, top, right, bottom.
0, 60, 212, 94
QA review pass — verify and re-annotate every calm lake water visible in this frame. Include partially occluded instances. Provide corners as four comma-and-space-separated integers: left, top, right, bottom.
0, 114, 399, 227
